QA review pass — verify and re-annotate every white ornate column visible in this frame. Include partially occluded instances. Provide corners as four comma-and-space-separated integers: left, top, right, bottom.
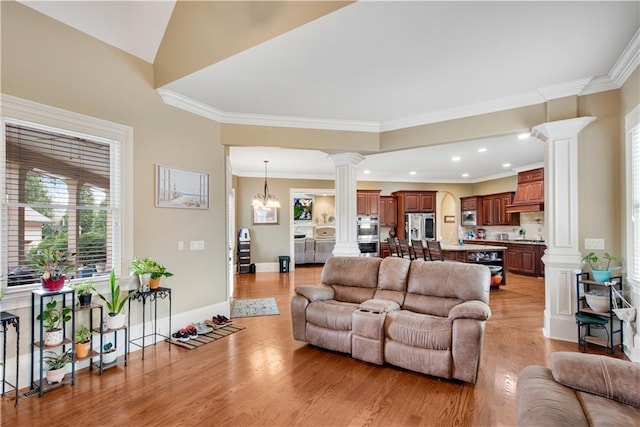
329, 152, 364, 257
531, 116, 596, 340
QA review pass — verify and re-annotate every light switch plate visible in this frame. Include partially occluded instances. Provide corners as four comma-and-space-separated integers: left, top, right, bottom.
178, 241, 184, 251
585, 238, 604, 250
190, 240, 205, 251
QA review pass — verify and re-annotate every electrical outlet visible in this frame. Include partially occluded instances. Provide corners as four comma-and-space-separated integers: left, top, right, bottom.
190, 240, 205, 251
178, 241, 184, 251
585, 238, 605, 250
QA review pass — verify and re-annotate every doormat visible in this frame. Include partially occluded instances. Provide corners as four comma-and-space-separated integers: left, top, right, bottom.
169, 324, 245, 350
231, 297, 280, 318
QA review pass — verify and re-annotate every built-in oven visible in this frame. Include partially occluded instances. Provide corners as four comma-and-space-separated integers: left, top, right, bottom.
357, 217, 379, 238
462, 210, 477, 226
358, 237, 379, 257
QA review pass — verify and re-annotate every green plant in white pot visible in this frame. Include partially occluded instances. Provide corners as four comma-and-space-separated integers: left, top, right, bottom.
131, 256, 155, 292
37, 298, 72, 346
43, 349, 72, 384
581, 251, 619, 282
97, 269, 130, 330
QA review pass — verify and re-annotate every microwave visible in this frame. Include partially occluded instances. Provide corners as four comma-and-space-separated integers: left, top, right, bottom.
462, 210, 477, 226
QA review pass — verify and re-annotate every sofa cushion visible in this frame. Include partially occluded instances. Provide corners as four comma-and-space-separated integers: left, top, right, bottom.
321, 256, 382, 303
385, 310, 452, 350
551, 351, 640, 409
306, 300, 359, 331
577, 390, 640, 426
374, 256, 410, 306
407, 260, 490, 302
295, 284, 334, 302
360, 299, 400, 313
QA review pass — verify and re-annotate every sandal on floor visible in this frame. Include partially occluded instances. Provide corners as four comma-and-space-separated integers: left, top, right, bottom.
194, 322, 213, 334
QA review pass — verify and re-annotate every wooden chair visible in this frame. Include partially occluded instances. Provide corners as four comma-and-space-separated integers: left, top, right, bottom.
426, 240, 445, 261
387, 237, 401, 257
411, 239, 428, 261
398, 239, 415, 260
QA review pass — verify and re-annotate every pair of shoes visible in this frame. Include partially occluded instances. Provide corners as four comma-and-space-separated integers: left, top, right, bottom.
186, 324, 198, 339
193, 322, 213, 335
172, 328, 190, 342
213, 315, 232, 327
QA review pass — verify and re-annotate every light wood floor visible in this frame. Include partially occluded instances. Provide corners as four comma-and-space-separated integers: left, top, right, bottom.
2, 267, 621, 426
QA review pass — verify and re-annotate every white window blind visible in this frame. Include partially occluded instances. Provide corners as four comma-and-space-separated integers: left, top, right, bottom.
631, 123, 640, 283
2, 122, 119, 288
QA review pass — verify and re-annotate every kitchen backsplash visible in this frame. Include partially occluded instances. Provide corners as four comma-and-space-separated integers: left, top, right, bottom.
463, 212, 545, 241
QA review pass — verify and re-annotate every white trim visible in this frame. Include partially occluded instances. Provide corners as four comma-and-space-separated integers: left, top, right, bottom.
0, 94, 133, 309
610, 28, 640, 88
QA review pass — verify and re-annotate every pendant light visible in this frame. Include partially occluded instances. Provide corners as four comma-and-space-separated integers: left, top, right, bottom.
251, 160, 280, 208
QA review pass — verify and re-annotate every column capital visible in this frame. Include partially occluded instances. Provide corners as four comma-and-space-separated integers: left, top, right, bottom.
329, 152, 365, 167
531, 116, 596, 142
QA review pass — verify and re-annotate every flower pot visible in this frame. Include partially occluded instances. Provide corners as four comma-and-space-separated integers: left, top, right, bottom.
149, 277, 161, 289
106, 312, 126, 330
138, 273, 151, 292
592, 269, 611, 283
75, 341, 91, 358
42, 275, 65, 291
46, 367, 66, 384
44, 328, 64, 346
78, 293, 92, 307
102, 349, 117, 365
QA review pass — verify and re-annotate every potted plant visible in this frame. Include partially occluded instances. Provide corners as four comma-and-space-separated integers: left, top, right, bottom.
582, 251, 619, 282
70, 280, 95, 306
149, 261, 173, 290
36, 298, 72, 346
43, 349, 72, 384
74, 325, 92, 358
97, 269, 130, 330
131, 256, 154, 292
29, 248, 75, 291
101, 342, 117, 365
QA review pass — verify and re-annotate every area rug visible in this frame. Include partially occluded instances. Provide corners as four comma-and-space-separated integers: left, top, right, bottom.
231, 297, 280, 318
169, 324, 245, 350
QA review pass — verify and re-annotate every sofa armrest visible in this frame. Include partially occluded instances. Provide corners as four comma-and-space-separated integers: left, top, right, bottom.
360, 299, 400, 313
295, 284, 334, 302
448, 300, 492, 321
551, 351, 640, 409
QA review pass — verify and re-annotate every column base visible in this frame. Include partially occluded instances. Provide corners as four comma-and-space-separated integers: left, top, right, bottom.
332, 242, 361, 257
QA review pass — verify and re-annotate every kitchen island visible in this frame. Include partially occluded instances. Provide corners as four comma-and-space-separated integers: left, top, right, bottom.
441, 243, 507, 287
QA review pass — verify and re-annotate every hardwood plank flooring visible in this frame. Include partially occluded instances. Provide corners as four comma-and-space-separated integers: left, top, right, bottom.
2, 267, 622, 426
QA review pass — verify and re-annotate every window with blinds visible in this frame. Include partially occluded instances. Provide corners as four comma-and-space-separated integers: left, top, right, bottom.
2, 122, 118, 287
631, 120, 640, 284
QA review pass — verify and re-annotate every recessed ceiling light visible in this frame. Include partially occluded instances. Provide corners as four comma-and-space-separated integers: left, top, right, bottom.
363, 170, 371, 174
518, 133, 530, 140
452, 156, 461, 162
409, 171, 416, 175
502, 163, 511, 168
478, 148, 487, 153
462, 173, 469, 178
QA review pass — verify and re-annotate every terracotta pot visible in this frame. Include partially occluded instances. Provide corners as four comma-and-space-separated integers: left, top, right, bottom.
149, 277, 161, 289
75, 341, 91, 358
42, 275, 65, 291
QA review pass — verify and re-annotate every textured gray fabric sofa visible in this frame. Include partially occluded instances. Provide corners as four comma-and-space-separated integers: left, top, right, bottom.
517, 352, 640, 426
294, 237, 335, 265
291, 256, 492, 383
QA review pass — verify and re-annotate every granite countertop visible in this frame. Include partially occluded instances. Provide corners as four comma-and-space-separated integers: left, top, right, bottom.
441, 243, 507, 251
465, 239, 546, 246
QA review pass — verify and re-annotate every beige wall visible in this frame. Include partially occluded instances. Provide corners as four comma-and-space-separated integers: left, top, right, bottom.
2, 1, 228, 349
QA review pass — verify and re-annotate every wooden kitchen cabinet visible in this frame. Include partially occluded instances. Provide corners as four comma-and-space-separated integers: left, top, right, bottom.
357, 190, 380, 217
481, 193, 519, 226
506, 242, 543, 276
461, 196, 481, 212
379, 196, 397, 227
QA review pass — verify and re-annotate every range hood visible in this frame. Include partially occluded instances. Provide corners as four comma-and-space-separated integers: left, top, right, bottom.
506, 167, 544, 213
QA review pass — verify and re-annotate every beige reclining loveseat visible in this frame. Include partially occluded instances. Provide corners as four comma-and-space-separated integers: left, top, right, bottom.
291, 256, 491, 383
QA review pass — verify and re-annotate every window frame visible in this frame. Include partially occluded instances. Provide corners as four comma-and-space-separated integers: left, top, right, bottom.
625, 104, 640, 290
1, 94, 133, 310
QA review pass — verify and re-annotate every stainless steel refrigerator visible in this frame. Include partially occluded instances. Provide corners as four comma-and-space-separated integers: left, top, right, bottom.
405, 213, 435, 241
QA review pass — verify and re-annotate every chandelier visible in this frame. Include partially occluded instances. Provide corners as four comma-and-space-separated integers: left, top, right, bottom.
251, 160, 280, 209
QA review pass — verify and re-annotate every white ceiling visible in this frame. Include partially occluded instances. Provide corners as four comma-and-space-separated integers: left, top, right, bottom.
19, 1, 640, 183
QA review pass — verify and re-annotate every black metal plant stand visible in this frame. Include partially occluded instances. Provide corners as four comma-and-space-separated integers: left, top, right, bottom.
128, 287, 172, 360
1, 311, 19, 406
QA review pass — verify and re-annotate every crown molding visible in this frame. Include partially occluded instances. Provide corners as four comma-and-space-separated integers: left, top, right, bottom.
609, 27, 640, 87
580, 75, 619, 96
537, 77, 593, 100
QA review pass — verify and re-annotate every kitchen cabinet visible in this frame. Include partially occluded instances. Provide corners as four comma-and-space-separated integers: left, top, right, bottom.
460, 196, 481, 212
379, 196, 397, 227
481, 192, 519, 226
505, 242, 543, 276
507, 167, 544, 213
357, 190, 380, 217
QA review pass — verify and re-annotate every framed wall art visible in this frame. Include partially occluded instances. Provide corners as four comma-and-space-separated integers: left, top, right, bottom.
156, 165, 209, 209
252, 206, 279, 225
293, 197, 313, 221
444, 215, 456, 223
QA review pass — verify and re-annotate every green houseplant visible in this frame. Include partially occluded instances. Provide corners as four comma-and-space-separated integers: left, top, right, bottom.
74, 325, 92, 358
582, 251, 619, 282
131, 257, 173, 290
70, 279, 95, 306
97, 269, 130, 330
29, 248, 75, 291
36, 298, 72, 346
43, 349, 73, 384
